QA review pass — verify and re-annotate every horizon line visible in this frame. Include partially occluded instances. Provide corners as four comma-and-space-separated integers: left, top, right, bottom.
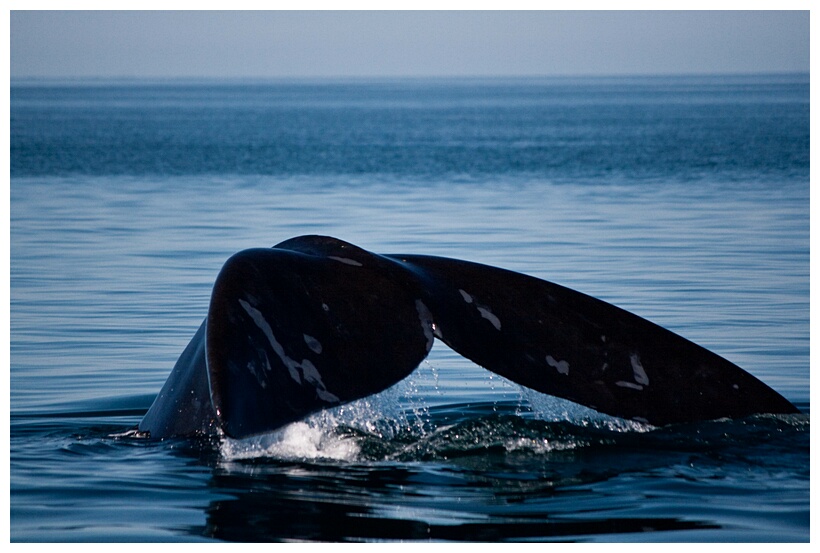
10, 70, 810, 85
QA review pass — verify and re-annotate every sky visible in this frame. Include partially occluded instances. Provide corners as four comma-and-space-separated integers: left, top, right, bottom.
8, 10, 810, 80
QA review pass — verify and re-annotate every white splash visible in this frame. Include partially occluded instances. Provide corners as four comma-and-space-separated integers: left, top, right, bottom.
220, 421, 360, 462
217, 372, 432, 462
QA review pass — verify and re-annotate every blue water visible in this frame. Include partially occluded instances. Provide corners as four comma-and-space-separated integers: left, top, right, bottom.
10, 74, 809, 542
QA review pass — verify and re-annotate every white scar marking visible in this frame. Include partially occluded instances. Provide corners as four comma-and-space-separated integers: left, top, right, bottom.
630, 353, 649, 386
616, 380, 644, 390
239, 298, 300, 383
300, 359, 321, 385
477, 307, 501, 330
546, 355, 570, 375
239, 299, 339, 402
246, 359, 269, 388
316, 388, 340, 403
299, 359, 339, 402
328, 256, 362, 267
459, 289, 501, 329
415, 300, 435, 352
303, 334, 323, 354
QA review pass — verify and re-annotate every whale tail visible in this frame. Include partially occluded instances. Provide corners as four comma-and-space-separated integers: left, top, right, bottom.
139, 236, 798, 440
391, 253, 798, 427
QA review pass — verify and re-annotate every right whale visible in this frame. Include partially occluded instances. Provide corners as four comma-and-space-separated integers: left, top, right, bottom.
138, 235, 799, 440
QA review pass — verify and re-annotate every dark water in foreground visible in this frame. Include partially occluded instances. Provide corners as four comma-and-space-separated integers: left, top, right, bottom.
10, 75, 809, 541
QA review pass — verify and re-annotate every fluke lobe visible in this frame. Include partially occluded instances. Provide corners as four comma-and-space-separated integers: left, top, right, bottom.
138, 235, 798, 439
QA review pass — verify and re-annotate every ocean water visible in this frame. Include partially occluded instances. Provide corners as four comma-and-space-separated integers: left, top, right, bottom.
9, 75, 809, 542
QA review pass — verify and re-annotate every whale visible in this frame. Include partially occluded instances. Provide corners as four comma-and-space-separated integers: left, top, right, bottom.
138, 235, 799, 440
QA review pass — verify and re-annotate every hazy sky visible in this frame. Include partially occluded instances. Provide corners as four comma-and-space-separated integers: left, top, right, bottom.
9, 10, 810, 79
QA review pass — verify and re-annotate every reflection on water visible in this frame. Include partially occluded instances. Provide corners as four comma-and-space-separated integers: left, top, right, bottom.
196, 402, 806, 542
202, 465, 718, 542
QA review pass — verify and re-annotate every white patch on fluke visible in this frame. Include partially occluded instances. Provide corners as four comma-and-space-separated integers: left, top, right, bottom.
477, 307, 501, 330
239, 298, 340, 403
415, 300, 435, 352
238, 298, 296, 381
546, 355, 570, 375
616, 380, 644, 391
300, 359, 322, 386
300, 359, 340, 403
246, 359, 270, 388
630, 353, 649, 386
328, 256, 362, 267
316, 389, 340, 403
303, 334, 323, 354
459, 289, 501, 330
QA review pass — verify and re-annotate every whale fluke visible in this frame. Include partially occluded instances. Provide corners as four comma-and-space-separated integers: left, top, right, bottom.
389, 254, 798, 427
205, 246, 432, 439
139, 235, 798, 439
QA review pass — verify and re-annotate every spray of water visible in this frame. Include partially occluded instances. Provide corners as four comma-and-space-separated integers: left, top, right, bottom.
218, 362, 441, 462
217, 360, 651, 463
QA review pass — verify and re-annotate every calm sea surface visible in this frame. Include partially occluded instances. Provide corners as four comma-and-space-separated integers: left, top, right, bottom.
10, 75, 809, 542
